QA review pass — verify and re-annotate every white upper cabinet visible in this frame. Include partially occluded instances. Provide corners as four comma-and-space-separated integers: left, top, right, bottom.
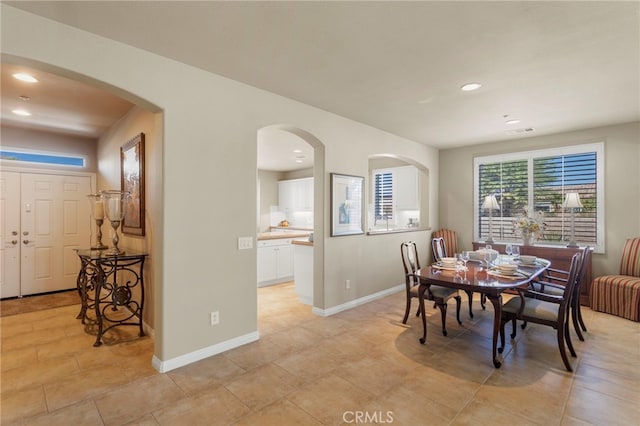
279, 177, 313, 213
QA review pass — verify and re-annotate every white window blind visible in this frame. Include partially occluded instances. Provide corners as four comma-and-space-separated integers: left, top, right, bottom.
374, 172, 393, 219
474, 143, 604, 252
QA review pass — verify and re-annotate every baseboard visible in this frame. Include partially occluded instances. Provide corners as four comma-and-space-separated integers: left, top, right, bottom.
152, 331, 260, 373
312, 284, 404, 317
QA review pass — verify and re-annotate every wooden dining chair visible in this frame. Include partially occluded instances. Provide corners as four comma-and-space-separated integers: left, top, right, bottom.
401, 241, 462, 335
499, 252, 582, 372
529, 246, 591, 341
432, 232, 484, 317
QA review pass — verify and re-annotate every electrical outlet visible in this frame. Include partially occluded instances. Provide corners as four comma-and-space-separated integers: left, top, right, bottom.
210, 311, 220, 325
345, 279, 351, 289
238, 237, 253, 250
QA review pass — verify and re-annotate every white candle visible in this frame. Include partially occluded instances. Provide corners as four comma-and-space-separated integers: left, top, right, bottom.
109, 197, 120, 219
94, 200, 104, 219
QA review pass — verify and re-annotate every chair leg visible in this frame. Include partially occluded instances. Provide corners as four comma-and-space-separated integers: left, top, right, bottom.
565, 319, 577, 357
455, 295, 462, 325
464, 290, 474, 318
521, 321, 528, 330
437, 302, 448, 336
402, 296, 411, 324
557, 323, 573, 372
571, 303, 585, 342
415, 305, 421, 317
480, 293, 486, 310
577, 304, 588, 332
510, 318, 517, 339
498, 318, 506, 353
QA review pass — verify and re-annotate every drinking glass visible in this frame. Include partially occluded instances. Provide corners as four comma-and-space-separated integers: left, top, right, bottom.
512, 245, 520, 261
458, 251, 470, 270
505, 243, 513, 258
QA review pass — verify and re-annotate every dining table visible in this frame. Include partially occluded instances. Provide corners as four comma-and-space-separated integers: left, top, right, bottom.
414, 258, 549, 368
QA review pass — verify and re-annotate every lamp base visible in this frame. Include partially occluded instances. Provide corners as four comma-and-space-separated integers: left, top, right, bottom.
566, 242, 579, 248
485, 237, 494, 244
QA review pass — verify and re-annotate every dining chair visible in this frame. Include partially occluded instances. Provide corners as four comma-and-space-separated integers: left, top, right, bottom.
528, 246, 591, 341
432, 231, 485, 317
499, 252, 582, 372
401, 241, 462, 335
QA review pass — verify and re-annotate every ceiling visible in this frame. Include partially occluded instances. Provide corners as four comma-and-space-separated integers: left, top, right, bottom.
3, 1, 639, 170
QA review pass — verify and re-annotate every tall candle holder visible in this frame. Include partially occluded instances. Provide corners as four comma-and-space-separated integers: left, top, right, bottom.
102, 190, 130, 255
87, 193, 108, 250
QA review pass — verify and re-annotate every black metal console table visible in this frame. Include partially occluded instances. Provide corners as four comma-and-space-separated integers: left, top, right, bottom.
75, 249, 148, 347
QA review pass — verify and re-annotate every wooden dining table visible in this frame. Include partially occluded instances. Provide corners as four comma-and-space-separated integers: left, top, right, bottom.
414, 259, 549, 368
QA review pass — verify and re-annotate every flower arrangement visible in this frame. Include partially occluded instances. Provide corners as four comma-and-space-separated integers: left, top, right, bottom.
513, 205, 546, 242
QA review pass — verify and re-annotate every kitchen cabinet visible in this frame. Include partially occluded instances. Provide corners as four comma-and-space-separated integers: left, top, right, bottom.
279, 177, 313, 213
257, 238, 294, 286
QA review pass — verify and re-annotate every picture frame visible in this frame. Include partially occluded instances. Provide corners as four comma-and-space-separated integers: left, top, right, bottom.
330, 173, 365, 236
120, 133, 145, 236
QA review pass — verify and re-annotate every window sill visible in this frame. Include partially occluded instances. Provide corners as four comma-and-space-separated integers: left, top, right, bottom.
367, 227, 431, 235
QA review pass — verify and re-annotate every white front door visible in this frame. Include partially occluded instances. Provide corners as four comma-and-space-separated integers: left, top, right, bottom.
0, 172, 21, 298
0, 171, 92, 297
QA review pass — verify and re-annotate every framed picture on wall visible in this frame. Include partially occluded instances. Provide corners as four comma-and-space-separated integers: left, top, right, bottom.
120, 133, 145, 236
330, 173, 364, 236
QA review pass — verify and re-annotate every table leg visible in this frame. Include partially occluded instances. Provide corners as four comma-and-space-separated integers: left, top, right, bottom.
93, 264, 104, 347
486, 294, 503, 368
418, 283, 428, 344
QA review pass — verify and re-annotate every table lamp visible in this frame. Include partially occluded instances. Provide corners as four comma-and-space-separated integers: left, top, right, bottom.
563, 192, 583, 248
482, 194, 500, 244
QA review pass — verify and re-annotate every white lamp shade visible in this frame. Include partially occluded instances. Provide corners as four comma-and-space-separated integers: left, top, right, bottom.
563, 192, 583, 209
482, 194, 500, 210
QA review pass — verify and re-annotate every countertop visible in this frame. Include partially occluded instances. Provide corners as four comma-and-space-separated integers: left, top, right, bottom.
257, 231, 311, 240
292, 239, 313, 246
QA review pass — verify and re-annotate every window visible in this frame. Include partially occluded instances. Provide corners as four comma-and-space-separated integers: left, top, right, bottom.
0, 148, 85, 167
474, 142, 604, 251
374, 171, 393, 220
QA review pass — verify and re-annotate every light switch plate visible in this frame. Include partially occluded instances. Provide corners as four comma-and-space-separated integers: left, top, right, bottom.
238, 236, 253, 250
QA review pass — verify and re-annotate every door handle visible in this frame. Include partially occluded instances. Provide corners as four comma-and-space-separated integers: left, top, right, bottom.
23, 240, 31, 245
11, 240, 18, 245
12, 231, 18, 236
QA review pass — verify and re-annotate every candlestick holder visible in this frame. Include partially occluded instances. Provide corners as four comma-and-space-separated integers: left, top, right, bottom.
87, 194, 108, 250
101, 190, 130, 255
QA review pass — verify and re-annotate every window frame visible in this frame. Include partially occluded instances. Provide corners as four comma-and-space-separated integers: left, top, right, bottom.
473, 142, 605, 252
0, 146, 86, 168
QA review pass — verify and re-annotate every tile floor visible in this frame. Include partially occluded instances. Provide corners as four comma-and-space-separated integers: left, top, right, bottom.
1, 282, 638, 425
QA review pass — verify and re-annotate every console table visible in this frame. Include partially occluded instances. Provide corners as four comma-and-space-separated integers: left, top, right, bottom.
75, 249, 147, 346
472, 242, 592, 305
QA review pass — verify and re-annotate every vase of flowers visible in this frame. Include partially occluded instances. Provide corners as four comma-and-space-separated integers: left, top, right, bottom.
513, 206, 546, 245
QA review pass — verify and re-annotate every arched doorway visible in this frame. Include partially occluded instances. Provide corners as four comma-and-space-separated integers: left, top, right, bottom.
256, 125, 325, 318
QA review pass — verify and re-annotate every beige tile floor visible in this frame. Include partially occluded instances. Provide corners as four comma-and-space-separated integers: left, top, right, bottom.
1, 282, 638, 425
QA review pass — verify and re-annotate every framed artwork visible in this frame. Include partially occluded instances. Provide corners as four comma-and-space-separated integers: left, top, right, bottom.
330, 173, 364, 236
120, 133, 145, 236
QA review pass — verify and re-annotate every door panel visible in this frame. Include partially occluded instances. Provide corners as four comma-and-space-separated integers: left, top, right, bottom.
0, 172, 21, 298
21, 173, 91, 295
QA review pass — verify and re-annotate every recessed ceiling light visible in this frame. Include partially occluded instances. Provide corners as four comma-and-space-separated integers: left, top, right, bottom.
295, 159, 304, 163
506, 119, 521, 125
18, 95, 31, 101
12, 109, 32, 116
293, 149, 302, 154
460, 82, 482, 92
13, 73, 39, 83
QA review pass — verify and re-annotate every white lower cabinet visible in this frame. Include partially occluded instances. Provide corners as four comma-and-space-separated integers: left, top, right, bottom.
257, 239, 294, 286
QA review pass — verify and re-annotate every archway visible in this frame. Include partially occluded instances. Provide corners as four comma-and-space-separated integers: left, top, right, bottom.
257, 125, 325, 313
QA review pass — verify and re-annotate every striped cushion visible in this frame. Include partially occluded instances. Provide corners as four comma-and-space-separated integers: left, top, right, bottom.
432, 229, 459, 256
590, 275, 640, 322
619, 238, 640, 277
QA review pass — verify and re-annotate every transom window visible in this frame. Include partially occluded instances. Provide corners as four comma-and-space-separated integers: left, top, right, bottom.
0, 148, 85, 167
474, 142, 604, 252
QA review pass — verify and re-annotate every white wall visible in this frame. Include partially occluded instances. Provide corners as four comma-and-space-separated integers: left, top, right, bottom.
439, 121, 640, 277
1, 5, 438, 367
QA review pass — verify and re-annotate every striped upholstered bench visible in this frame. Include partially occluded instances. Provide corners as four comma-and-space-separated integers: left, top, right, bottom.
590, 238, 640, 322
